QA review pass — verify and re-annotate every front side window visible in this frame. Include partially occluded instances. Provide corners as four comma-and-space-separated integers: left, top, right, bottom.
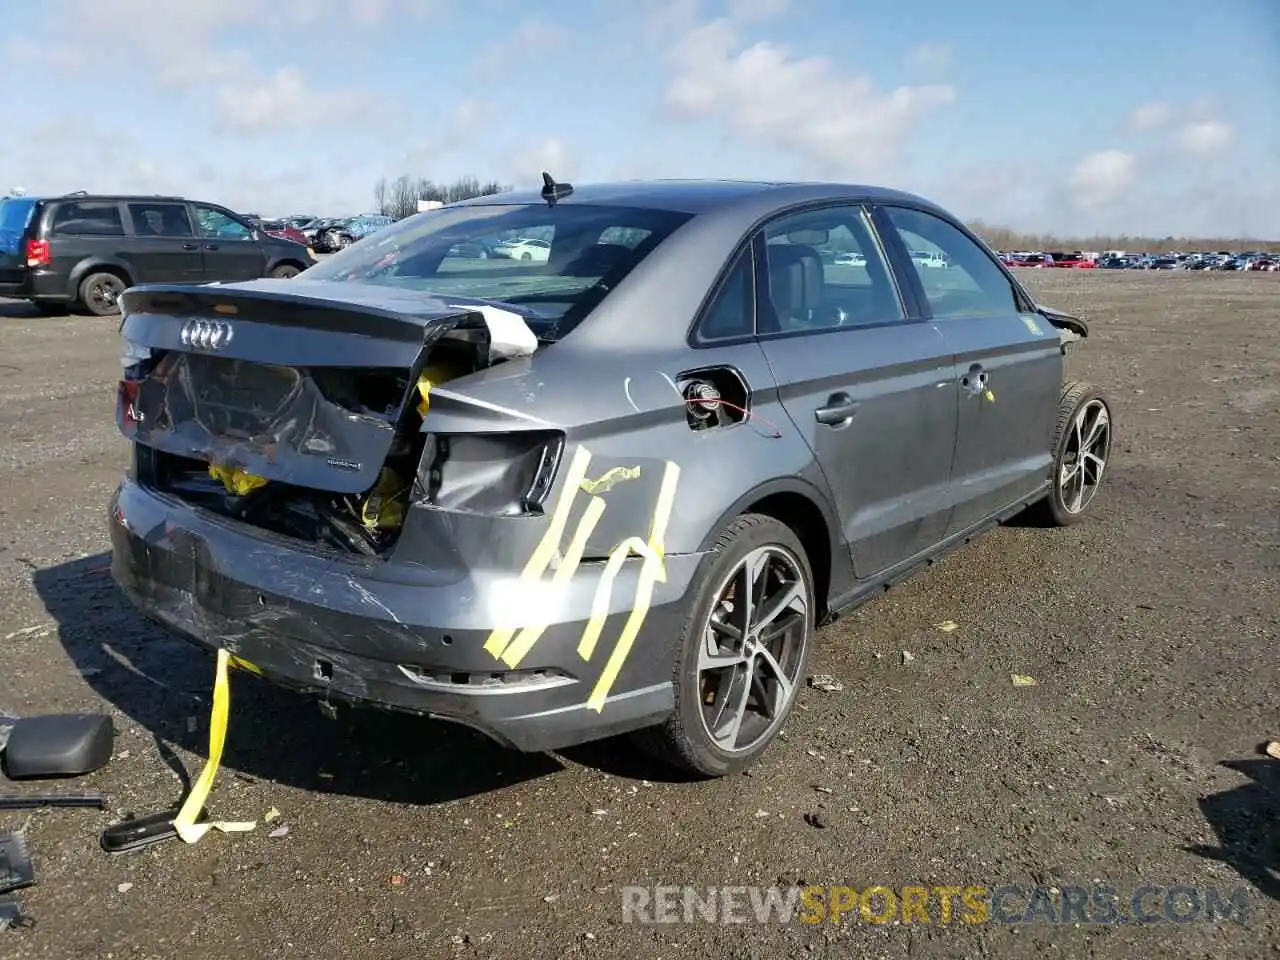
880, 207, 1018, 319
128, 202, 194, 238
194, 205, 253, 240
758, 204, 904, 334
304, 203, 693, 340
50, 201, 125, 237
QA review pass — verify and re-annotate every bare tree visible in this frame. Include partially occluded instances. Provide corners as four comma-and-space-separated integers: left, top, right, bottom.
387, 175, 419, 220
371, 174, 511, 218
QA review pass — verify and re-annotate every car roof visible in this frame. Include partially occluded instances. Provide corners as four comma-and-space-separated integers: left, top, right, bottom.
447, 178, 944, 216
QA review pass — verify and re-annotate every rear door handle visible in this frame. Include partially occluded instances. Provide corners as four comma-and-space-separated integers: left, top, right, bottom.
204, 244, 219, 251
815, 392, 859, 426
182, 242, 199, 250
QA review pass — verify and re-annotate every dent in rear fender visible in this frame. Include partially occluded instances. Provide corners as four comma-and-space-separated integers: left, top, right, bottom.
478, 412, 824, 710
482, 444, 682, 711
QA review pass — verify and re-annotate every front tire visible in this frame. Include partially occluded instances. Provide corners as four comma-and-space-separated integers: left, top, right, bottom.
1035, 381, 1114, 526
632, 514, 814, 777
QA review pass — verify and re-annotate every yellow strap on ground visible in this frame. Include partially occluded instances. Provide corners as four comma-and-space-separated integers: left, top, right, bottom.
585, 461, 681, 712
500, 494, 608, 669
484, 445, 593, 659
173, 648, 257, 843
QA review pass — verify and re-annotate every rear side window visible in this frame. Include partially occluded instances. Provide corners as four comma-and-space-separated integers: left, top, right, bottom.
128, 202, 194, 238
880, 207, 1017, 319
696, 246, 755, 341
50, 201, 125, 237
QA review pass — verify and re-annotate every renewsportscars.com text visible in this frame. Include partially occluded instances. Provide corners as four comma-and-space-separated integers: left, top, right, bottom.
621, 884, 1251, 926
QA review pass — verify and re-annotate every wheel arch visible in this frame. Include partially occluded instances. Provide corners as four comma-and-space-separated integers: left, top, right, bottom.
696, 476, 842, 619
66, 258, 135, 300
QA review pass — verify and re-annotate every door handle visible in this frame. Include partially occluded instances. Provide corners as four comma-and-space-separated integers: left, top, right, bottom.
815, 392, 858, 426
204, 244, 219, 251
182, 243, 199, 250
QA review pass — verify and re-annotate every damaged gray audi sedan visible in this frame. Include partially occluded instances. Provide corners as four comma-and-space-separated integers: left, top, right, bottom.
109, 177, 1112, 776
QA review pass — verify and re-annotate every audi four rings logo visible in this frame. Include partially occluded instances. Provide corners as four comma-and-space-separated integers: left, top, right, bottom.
180, 318, 234, 351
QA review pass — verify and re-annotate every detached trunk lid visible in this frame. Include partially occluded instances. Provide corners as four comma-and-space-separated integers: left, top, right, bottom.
117, 279, 513, 495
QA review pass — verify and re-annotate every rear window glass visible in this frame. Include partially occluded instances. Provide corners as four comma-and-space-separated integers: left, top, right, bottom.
304, 203, 693, 340
51, 201, 125, 237
0, 198, 36, 232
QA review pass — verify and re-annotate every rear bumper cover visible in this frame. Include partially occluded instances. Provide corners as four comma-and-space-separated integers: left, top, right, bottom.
108, 479, 704, 752
0, 269, 67, 302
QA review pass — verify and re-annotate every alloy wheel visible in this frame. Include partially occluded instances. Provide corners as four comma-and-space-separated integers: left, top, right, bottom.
697, 545, 809, 753
1059, 398, 1111, 514
91, 278, 123, 311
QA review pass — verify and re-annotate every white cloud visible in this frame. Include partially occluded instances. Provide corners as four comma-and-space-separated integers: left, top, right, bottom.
476, 18, 570, 73
1126, 101, 1174, 133
662, 18, 955, 177
501, 138, 580, 187
216, 67, 381, 134
1174, 119, 1236, 157
1067, 150, 1138, 209
906, 42, 952, 71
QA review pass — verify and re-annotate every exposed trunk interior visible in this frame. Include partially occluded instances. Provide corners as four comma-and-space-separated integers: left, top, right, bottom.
119, 284, 520, 557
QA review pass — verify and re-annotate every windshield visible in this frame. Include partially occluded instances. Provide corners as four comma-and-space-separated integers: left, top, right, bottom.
303, 202, 693, 339
0, 197, 36, 233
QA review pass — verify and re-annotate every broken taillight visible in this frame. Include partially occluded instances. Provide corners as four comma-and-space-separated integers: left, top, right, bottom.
414, 431, 564, 517
24, 239, 50, 268
118, 379, 143, 426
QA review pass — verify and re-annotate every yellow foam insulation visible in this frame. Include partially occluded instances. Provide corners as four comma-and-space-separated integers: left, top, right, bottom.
209, 464, 268, 496
361, 467, 410, 531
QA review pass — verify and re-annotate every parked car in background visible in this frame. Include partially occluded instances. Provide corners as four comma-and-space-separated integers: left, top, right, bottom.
0, 192, 315, 316
493, 237, 552, 262
109, 178, 1110, 777
313, 214, 397, 253
258, 219, 311, 247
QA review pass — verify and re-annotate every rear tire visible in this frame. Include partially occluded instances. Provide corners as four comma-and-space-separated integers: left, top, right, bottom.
631, 514, 814, 777
77, 271, 127, 317
1031, 381, 1114, 526
270, 264, 301, 279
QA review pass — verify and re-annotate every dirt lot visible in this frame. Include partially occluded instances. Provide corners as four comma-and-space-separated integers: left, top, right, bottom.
0, 271, 1276, 959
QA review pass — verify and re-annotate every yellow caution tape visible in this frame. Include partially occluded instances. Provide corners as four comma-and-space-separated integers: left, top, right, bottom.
500, 494, 607, 668
209, 464, 268, 496
585, 461, 680, 711
485, 446, 594, 659
173, 648, 257, 843
580, 465, 641, 496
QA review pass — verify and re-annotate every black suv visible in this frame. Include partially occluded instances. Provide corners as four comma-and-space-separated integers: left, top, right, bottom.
0, 192, 317, 316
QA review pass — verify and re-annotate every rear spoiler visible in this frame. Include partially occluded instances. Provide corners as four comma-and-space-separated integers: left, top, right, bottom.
117, 281, 538, 366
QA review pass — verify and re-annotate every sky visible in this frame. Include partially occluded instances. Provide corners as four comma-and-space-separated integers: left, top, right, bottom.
4, 0, 1278, 238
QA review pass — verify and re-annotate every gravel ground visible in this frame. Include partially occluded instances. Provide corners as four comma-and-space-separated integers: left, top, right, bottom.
0, 271, 1276, 960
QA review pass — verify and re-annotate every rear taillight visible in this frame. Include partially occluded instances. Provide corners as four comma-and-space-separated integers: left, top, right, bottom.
414, 431, 564, 517
24, 239, 50, 267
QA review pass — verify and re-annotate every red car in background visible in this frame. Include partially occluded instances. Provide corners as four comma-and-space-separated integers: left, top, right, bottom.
258, 219, 311, 247
1047, 252, 1096, 268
